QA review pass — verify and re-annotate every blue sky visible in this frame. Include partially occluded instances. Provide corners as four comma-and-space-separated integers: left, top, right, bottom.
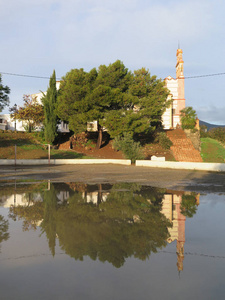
1, 0, 225, 124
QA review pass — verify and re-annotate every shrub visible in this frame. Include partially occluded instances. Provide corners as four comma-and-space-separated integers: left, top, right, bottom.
155, 132, 173, 149
200, 125, 208, 138
113, 132, 144, 163
208, 127, 225, 143
180, 106, 197, 130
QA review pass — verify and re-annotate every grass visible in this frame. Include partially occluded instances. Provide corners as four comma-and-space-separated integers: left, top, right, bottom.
0, 131, 91, 159
201, 138, 225, 163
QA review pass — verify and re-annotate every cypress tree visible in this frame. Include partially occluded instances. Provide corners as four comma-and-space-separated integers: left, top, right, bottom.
42, 70, 58, 144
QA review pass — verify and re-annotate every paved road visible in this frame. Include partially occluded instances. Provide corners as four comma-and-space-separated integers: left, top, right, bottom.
0, 164, 225, 193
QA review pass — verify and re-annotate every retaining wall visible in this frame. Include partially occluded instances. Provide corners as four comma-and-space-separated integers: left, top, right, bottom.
1, 159, 225, 172
136, 160, 225, 172
0, 159, 131, 166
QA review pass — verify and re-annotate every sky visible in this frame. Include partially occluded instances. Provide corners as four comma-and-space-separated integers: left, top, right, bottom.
1, 0, 225, 124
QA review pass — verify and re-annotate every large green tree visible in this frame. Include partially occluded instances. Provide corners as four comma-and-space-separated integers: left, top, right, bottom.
0, 74, 10, 112
42, 70, 58, 144
57, 61, 170, 148
57, 68, 98, 134
104, 68, 170, 138
87, 60, 132, 148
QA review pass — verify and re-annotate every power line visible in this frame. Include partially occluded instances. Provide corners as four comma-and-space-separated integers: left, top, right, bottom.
185, 72, 225, 79
0, 71, 62, 81
1, 70, 225, 80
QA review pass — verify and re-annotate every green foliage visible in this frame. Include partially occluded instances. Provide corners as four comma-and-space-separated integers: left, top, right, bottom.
180, 193, 198, 218
155, 132, 173, 149
42, 70, 58, 144
113, 132, 144, 163
57, 68, 98, 134
11, 95, 44, 133
180, 106, 197, 129
208, 127, 225, 143
200, 125, 208, 138
57, 61, 170, 144
0, 215, 9, 246
0, 74, 10, 112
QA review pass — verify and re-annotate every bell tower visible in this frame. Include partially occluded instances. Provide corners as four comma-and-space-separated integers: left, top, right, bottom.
163, 48, 186, 129
176, 49, 185, 121
176, 48, 184, 79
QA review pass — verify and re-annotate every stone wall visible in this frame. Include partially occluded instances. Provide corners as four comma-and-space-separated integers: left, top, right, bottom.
184, 129, 201, 152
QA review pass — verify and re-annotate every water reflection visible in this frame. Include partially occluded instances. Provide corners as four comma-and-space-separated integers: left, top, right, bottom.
0, 215, 9, 252
0, 182, 199, 270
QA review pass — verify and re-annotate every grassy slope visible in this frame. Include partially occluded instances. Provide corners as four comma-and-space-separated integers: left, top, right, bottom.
201, 138, 225, 163
0, 131, 89, 159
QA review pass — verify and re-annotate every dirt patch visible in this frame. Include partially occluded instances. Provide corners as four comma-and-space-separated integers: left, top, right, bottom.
60, 132, 175, 161
0, 131, 175, 161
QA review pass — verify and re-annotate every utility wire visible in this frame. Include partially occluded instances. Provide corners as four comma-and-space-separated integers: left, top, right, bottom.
1, 71, 225, 80
185, 72, 225, 79
1, 250, 225, 262
0, 71, 62, 81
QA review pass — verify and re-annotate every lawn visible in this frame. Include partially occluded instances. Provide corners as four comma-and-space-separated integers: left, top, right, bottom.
201, 138, 225, 163
0, 131, 90, 159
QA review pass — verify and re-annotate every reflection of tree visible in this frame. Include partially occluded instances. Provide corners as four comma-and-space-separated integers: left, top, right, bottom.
0, 215, 9, 252
7, 183, 172, 268
180, 193, 198, 218
54, 184, 171, 268
9, 201, 44, 231
40, 186, 59, 256
8, 182, 48, 229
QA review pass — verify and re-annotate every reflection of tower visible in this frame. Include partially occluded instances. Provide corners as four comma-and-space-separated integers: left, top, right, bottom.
176, 195, 186, 272
161, 193, 186, 272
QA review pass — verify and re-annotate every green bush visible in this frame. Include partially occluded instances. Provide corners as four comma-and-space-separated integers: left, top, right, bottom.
155, 132, 173, 149
180, 106, 197, 130
113, 133, 144, 163
208, 127, 225, 143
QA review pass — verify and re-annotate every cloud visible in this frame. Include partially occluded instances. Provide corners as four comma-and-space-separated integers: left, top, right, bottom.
0, 0, 215, 71
196, 106, 225, 125
0, 0, 224, 110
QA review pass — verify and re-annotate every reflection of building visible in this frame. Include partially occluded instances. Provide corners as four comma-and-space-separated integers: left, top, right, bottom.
1, 193, 42, 208
161, 193, 186, 272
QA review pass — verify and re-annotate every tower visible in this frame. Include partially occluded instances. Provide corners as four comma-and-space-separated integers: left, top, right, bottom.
162, 48, 186, 129
176, 49, 185, 119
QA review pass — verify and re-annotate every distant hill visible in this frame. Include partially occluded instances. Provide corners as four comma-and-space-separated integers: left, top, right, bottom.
199, 120, 225, 130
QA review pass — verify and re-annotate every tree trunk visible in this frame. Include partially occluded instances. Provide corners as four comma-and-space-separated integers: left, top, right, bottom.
96, 124, 102, 150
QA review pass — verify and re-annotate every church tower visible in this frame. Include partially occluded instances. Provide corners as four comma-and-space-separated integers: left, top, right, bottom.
162, 48, 186, 129
176, 49, 185, 120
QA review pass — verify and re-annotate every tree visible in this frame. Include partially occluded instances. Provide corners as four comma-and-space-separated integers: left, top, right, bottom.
102, 67, 170, 139
87, 60, 132, 148
57, 62, 170, 148
11, 95, 44, 132
0, 74, 10, 112
42, 70, 58, 144
180, 106, 197, 130
57, 68, 98, 135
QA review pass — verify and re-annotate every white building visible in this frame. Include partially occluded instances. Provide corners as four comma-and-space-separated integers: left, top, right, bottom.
0, 114, 26, 131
